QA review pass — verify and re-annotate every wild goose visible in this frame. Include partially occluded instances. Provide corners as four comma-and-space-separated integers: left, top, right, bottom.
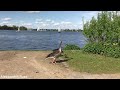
45, 41, 63, 64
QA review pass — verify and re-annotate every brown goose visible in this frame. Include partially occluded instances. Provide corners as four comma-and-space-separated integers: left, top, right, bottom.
45, 41, 63, 64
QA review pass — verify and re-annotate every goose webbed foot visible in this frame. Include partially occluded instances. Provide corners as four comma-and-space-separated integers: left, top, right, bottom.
49, 58, 57, 64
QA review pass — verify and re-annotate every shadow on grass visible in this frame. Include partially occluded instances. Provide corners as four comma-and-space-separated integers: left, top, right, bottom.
56, 58, 73, 63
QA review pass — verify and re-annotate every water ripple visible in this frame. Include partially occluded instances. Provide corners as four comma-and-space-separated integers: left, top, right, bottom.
0, 30, 87, 50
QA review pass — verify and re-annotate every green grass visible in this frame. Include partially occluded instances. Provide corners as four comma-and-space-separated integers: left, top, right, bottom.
63, 50, 120, 74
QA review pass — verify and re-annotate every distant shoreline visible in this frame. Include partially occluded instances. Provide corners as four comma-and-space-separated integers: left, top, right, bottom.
0, 29, 83, 32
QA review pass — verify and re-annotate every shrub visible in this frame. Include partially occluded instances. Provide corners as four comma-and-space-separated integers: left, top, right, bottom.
104, 45, 120, 58
83, 43, 104, 54
63, 44, 81, 50
83, 43, 120, 58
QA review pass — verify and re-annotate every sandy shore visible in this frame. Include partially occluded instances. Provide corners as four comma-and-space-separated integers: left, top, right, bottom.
0, 51, 120, 79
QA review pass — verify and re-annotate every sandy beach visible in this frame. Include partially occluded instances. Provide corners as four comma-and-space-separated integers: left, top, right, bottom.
0, 51, 120, 79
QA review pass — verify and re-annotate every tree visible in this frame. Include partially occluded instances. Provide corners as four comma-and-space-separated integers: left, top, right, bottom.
0, 25, 28, 30
83, 11, 120, 58
12, 25, 18, 30
20, 26, 27, 30
83, 11, 120, 46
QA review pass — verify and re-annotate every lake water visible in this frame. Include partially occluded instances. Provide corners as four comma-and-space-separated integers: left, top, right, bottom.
0, 30, 87, 50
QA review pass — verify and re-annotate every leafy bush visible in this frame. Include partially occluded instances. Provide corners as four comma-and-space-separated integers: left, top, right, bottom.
63, 44, 81, 50
83, 11, 120, 46
104, 45, 120, 58
83, 43, 104, 54
83, 43, 120, 58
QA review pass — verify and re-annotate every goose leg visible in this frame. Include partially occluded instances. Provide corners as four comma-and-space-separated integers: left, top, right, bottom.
52, 58, 56, 64
49, 57, 56, 64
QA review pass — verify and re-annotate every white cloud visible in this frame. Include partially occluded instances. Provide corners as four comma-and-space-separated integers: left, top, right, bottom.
20, 21, 24, 23
35, 21, 40, 24
21, 11, 99, 29
79, 22, 83, 25
73, 25, 77, 27
86, 11, 98, 16
0, 21, 15, 27
35, 19, 43, 24
46, 19, 51, 22
53, 23, 60, 26
42, 23, 49, 27
25, 11, 41, 13
1, 17, 12, 21
51, 20, 55, 23
1, 21, 9, 24
22, 23, 32, 26
81, 11, 98, 16
36, 23, 50, 29
35, 21, 44, 24
36, 19, 42, 22
82, 11, 98, 22
61, 21, 72, 24
18, 23, 32, 28
7, 23, 14, 26
39, 22, 44, 24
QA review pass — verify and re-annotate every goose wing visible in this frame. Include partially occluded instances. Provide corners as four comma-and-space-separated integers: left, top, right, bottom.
46, 50, 60, 58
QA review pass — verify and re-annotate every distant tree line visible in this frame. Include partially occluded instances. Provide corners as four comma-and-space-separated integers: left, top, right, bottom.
33, 29, 82, 32
0, 25, 82, 31
0, 25, 27, 30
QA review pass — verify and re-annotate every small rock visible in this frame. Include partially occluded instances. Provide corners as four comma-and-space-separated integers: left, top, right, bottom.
35, 71, 39, 73
23, 57, 27, 58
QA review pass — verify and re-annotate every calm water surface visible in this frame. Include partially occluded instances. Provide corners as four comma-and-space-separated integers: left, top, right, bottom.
0, 30, 87, 50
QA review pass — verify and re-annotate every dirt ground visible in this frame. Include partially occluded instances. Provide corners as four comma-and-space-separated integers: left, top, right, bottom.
0, 51, 120, 79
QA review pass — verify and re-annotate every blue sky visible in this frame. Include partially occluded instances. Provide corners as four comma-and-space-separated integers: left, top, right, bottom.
0, 11, 99, 29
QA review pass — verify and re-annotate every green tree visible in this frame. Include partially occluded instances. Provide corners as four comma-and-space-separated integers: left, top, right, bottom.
83, 11, 120, 46
83, 11, 120, 58
20, 26, 27, 30
0, 25, 28, 30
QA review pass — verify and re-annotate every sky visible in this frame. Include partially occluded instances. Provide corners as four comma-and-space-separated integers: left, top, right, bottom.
0, 11, 99, 29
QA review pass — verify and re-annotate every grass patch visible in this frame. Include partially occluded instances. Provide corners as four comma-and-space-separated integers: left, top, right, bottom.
63, 44, 81, 50
63, 50, 120, 74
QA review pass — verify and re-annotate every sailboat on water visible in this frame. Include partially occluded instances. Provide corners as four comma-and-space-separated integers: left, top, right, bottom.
37, 27, 40, 31
58, 28, 61, 33
16, 27, 20, 32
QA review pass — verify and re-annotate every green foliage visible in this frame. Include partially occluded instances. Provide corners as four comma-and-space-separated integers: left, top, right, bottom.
0, 25, 28, 30
83, 11, 120, 45
20, 26, 27, 30
63, 44, 81, 50
83, 43, 104, 54
83, 43, 120, 58
83, 11, 120, 58
104, 45, 120, 58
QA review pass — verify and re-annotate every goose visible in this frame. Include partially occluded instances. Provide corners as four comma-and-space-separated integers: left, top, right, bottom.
45, 41, 63, 64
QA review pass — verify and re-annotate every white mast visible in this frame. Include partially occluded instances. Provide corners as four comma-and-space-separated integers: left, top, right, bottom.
16, 27, 20, 32
37, 27, 40, 31
58, 28, 61, 33
18, 27, 20, 31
